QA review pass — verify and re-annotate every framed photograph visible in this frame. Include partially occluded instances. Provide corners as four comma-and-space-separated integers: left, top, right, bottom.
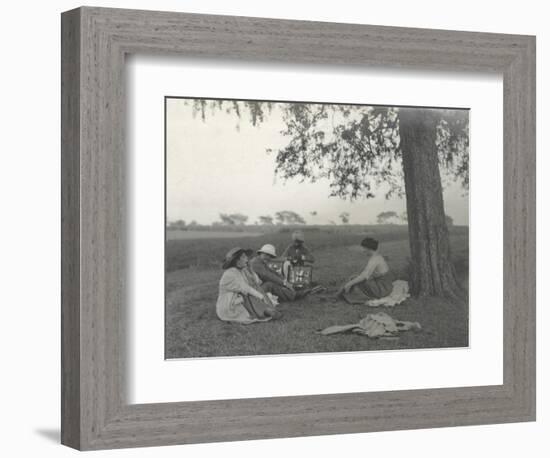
164, 96, 469, 359
61, 6, 535, 450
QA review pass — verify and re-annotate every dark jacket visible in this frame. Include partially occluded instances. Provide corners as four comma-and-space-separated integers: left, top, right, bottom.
250, 256, 285, 286
281, 243, 314, 264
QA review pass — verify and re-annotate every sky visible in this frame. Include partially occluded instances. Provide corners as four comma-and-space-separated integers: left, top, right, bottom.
166, 98, 469, 226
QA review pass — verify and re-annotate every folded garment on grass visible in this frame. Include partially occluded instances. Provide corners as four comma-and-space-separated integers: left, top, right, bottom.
318, 311, 421, 338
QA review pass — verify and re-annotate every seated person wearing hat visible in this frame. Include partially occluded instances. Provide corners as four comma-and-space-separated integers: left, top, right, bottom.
216, 247, 280, 324
250, 244, 308, 302
337, 237, 394, 299
281, 229, 314, 280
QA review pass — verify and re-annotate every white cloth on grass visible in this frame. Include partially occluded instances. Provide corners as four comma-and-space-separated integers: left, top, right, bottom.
366, 279, 410, 307
266, 293, 279, 306
318, 311, 421, 338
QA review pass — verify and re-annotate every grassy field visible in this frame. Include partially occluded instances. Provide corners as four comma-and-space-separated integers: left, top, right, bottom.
166, 230, 264, 240
165, 225, 469, 359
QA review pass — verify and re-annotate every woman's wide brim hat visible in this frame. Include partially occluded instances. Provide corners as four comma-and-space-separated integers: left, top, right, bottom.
222, 247, 245, 269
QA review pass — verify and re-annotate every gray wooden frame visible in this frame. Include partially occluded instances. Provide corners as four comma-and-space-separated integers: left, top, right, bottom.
61, 6, 536, 451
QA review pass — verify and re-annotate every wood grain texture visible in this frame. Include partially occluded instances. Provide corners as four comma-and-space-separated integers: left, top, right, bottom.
60, 6, 536, 450
60, 7, 81, 450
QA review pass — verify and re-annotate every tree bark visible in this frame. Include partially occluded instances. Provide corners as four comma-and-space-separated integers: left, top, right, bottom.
399, 108, 462, 297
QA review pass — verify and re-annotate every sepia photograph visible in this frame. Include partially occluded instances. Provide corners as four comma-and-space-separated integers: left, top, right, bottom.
165, 96, 469, 359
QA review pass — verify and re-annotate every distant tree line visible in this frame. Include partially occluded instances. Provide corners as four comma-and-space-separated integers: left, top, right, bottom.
217, 213, 249, 226
166, 219, 199, 230
376, 211, 454, 227
213, 210, 308, 226
168, 211, 454, 230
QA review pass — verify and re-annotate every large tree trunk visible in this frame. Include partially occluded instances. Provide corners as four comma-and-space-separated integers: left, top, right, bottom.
399, 108, 461, 297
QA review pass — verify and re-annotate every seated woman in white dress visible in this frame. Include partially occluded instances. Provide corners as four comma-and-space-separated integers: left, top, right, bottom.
216, 247, 280, 324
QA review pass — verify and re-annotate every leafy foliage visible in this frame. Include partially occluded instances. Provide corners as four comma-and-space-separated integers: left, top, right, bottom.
274, 210, 306, 225
218, 213, 249, 226
269, 104, 402, 200
167, 219, 187, 230
258, 215, 274, 225
435, 111, 469, 190
339, 212, 350, 224
189, 99, 274, 130
184, 99, 469, 201
377, 211, 399, 224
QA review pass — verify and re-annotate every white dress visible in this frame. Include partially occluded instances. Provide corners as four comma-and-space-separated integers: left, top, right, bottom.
216, 267, 271, 324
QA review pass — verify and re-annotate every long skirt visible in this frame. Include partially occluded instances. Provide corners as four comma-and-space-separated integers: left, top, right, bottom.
356, 272, 394, 299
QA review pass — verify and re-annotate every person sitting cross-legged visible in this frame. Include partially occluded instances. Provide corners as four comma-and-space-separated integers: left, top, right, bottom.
216, 247, 281, 324
337, 237, 394, 300
281, 229, 314, 282
282, 229, 314, 264
250, 244, 311, 302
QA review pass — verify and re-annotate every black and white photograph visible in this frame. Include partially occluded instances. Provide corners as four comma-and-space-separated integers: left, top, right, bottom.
165, 96, 470, 358
2, 0, 543, 454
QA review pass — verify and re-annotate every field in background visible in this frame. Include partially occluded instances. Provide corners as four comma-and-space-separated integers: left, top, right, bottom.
166, 224, 461, 272
165, 224, 469, 359
167, 230, 264, 240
